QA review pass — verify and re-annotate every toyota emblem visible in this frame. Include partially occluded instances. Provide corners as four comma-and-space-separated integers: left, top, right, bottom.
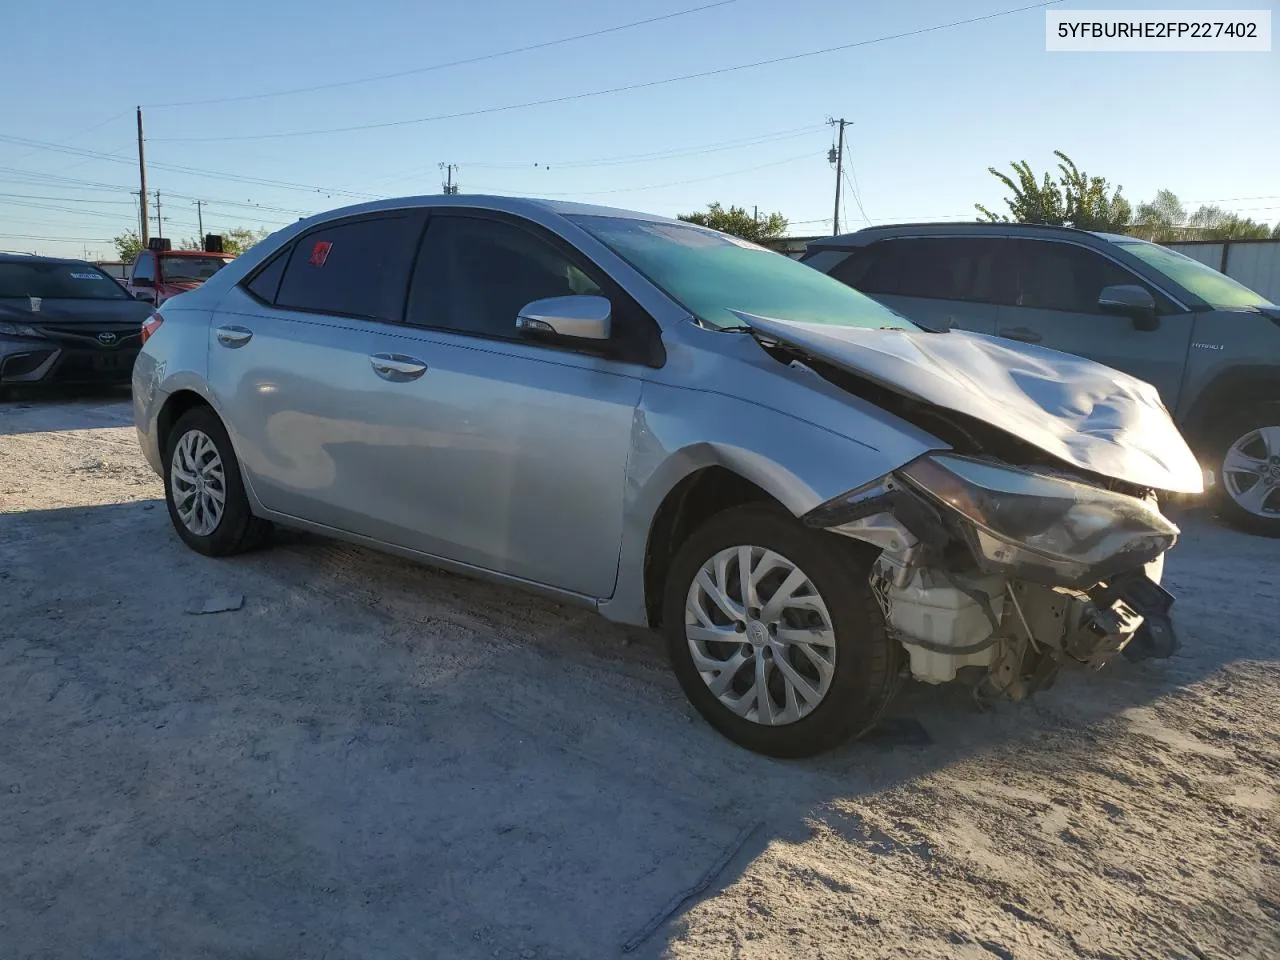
97, 331, 118, 345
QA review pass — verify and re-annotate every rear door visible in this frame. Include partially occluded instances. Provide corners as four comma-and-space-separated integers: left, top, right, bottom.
348, 209, 653, 597
824, 237, 1016, 335
205, 211, 425, 531
1004, 239, 1193, 405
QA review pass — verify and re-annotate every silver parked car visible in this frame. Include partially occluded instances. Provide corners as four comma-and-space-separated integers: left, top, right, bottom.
133, 196, 1203, 757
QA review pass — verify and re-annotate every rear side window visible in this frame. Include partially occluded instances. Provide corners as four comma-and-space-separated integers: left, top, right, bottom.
843, 238, 1018, 305
275, 215, 419, 321
243, 244, 291, 304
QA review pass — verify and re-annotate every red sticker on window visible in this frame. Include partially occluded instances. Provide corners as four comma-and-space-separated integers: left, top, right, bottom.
309, 240, 332, 266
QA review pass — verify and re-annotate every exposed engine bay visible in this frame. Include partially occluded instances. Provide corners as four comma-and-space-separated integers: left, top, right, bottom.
736, 316, 1193, 701
810, 473, 1177, 700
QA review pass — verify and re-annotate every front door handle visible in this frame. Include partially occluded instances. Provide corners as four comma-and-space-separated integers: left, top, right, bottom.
369, 353, 427, 381
997, 326, 1042, 344
215, 325, 253, 348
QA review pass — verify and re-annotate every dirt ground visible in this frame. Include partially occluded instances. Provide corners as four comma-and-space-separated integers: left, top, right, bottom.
1, 389, 1277, 960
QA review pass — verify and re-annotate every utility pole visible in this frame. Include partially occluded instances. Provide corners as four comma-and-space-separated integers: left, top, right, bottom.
828, 118, 848, 236
154, 190, 162, 240
194, 199, 204, 238
440, 163, 458, 195
136, 107, 149, 244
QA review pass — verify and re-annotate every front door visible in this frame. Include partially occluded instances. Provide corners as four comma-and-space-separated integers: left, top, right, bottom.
1003, 239, 1193, 407
350, 210, 654, 598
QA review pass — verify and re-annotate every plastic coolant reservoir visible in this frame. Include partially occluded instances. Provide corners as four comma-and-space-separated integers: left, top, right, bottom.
887, 570, 1007, 684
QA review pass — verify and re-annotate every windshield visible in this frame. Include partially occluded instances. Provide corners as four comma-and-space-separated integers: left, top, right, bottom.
0, 261, 129, 300
1113, 239, 1275, 310
571, 216, 916, 331
160, 255, 228, 283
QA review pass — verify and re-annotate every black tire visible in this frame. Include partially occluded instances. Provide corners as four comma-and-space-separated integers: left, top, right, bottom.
1208, 402, 1280, 538
162, 405, 272, 556
662, 504, 902, 758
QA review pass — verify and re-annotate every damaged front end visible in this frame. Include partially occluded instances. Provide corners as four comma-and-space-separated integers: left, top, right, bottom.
804, 454, 1180, 701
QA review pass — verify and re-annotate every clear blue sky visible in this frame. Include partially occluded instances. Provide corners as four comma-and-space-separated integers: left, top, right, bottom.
1, 0, 1275, 259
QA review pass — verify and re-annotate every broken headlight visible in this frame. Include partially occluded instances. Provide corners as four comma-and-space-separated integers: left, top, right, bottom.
898, 454, 1178, 586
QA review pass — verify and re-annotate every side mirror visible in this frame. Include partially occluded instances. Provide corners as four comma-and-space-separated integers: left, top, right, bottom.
516, 295, 611, 341
132, 277, 155, 288
1098, 284, 1158, 331
134, 289, 156, 302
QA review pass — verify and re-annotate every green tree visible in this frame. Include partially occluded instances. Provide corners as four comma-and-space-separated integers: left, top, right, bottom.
113, 230, 143, 263
1184, 205, 1272, 240
677, 203, 788, 243
180, 226, 270, 256
1133, 189, 1187, 240
976, 151, 1130, 232
1273, 221, 1280, 239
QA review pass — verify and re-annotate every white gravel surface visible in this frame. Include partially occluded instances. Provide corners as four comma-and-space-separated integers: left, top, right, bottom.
1, 390, 1277, 960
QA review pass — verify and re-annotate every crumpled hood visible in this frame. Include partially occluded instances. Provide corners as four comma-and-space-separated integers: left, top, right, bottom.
735, 313, 1204, 494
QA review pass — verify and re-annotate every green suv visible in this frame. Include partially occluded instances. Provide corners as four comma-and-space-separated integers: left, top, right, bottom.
803, 223, 1280, 536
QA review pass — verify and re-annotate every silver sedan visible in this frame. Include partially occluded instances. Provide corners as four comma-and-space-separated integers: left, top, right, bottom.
133, 196, 1202, 757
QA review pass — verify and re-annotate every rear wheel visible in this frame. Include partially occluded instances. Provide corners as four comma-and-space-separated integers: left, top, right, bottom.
162, 405, 272, 556
1210, 403, 1280, 537
662, 504, 901, 758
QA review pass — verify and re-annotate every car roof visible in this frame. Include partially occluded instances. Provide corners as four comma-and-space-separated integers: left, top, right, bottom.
0, 253, 97, 266
807, 221, 1122, 251
294, 194, 681, 227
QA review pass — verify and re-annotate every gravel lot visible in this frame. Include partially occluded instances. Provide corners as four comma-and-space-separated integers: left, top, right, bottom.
1, 390, 1277, 960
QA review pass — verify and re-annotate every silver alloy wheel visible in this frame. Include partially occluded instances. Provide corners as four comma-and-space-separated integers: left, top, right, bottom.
685, 545, 836, 726
170, 428, 227, 537
1222, 425, 1280, 519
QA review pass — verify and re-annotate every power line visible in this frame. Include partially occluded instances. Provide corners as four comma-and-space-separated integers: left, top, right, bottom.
0, 192, 135, 205
144, 0, 741, 108
148, 1, 1065, 142
0, 135, 378, 200
0, 232, 118, 242
459, 126, 825, 170
3, 110, 130, 164
468, 153, 814, 197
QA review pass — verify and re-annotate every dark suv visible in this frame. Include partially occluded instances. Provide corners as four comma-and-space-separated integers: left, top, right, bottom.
803, 223, 1280, 536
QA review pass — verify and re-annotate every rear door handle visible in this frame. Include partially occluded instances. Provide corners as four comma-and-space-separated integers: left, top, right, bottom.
997, 326, 1042, 344
215, 325, 253, 347
369, 353, 427, 381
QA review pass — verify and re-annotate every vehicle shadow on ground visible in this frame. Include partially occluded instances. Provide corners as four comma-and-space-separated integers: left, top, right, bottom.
0, 386, 132, 436
1, 499, 1276, 959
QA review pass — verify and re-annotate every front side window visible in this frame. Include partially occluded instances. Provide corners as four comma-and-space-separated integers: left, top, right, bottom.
159, 255, 228, 284
407, 215, 603, 339
1113, 239, 1275, 310
1015, 241, 1151, 314
572, 216, 915, 331
131, 253, 155, 282
0, 261, 130, 300
275, 215, 419, 321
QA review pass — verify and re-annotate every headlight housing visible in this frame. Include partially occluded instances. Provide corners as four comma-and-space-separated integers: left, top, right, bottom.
0, 321, 42, 338
898, 454, 1178, 586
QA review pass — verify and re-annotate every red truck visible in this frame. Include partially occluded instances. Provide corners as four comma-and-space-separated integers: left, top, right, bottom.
126, 235, 234, 306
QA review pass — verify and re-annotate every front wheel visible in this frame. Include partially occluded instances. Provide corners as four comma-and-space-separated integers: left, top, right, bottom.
662, 504, 901, 758
1210, 403, 1280, 537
